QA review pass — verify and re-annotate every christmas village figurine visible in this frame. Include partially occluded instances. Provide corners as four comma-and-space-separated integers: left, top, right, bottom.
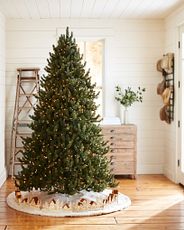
14, 186, 119, 211
15, 189, 22, 203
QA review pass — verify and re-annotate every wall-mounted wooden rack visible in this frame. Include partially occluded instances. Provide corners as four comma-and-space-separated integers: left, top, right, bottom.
157, 53, 174, 124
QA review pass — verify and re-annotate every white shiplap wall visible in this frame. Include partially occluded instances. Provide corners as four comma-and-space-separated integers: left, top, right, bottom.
6, 18, 164, 174
0, 12, 6, 187
164, 5, 184, 182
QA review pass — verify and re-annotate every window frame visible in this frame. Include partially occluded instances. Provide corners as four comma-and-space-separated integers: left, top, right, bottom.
76, 38, 105, 118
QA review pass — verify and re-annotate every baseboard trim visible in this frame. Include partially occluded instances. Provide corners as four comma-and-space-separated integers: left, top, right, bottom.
0, 167, 7, 188
137, 164, 163, 174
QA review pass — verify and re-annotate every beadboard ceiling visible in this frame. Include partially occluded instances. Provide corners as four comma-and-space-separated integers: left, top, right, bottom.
0, 0, 183, 19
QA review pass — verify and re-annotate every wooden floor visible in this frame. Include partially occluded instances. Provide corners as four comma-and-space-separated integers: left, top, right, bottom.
0, 175, 184, 230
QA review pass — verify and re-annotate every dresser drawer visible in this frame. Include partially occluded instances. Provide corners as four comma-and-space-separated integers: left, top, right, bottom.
110, 161, 135, 175
102, 125, 136, 135
103, 133, 135, 142
109, 148, 135, 154
107, 140, 135, 148
107, 150, 135, 162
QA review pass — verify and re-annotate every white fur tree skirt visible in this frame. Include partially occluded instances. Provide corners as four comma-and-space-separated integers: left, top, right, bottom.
7, 189, 131, 217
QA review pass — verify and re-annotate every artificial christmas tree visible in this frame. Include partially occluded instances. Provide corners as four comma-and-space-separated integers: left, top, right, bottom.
7, 28, 131, 216
15, 27, 116, 195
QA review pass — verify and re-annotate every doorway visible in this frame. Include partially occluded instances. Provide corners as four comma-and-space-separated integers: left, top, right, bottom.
178, 24, 184, 185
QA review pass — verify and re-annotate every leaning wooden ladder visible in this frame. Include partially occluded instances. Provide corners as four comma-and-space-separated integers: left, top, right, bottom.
10, 68, 40, 177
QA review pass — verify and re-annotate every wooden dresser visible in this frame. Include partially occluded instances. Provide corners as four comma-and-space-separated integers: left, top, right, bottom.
101, 124, 137, 178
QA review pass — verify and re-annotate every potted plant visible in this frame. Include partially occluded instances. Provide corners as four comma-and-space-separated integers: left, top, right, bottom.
115, 85, 146, 124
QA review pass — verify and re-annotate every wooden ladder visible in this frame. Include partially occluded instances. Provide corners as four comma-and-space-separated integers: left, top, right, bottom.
10, 68, 40, 177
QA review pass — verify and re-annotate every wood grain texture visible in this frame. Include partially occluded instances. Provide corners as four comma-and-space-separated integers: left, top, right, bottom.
1, 175, 184, 229
0, 227, 6, 230
6, 224, 184, 230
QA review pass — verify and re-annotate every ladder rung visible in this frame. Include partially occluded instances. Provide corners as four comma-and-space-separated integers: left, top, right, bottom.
14, 161, 22, 165
18, 106, 34, 109
20, 76, 37, 79
19, 94, 37, 96
16, 132, 32, 136
20, 77, 37, 81
13, 119, 31, 124
17, 120, 32, 126
17, 123, 31, 127
17, 68, 40, 72
18, 120, 31, 124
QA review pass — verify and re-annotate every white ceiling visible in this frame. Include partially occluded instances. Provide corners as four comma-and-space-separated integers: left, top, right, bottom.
0, 0, 183, 19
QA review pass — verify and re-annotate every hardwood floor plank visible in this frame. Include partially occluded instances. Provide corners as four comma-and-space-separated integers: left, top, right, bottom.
116, 216, 184, 224
109, 209, 184, 217
0, 216, 116, 225
6, 223, 184, 230
0, 226, 6, 230
6, 225, 135, 230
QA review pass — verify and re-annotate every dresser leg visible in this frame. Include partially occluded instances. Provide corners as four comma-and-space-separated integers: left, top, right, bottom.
131, 175, 136, 179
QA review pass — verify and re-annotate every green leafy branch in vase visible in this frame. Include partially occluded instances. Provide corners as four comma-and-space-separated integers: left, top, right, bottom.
115, 85, 146, 108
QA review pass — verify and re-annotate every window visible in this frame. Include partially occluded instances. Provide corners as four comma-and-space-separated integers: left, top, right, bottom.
77, 40, 104, 117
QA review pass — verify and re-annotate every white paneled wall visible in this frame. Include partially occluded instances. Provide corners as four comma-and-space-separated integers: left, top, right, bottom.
6, 18, 164, 174
164, 5, 184, 181
0, 12, 6, 187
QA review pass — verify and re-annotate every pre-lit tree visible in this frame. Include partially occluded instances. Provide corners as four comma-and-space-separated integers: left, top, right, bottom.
15, 27, 117, 195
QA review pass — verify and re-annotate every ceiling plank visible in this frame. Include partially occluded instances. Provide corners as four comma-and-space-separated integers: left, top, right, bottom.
134, 0, 157, 18
0, 0, 20, 18
149, 0, 183, 18
110, 0, 132, 18
100, 0, 120, 18
47, 0, 60, 18
70, 0, 84, 17
119, 0, 142, 18
60, 0, 72, 18
35, 0, 50, 18
14, 0, 31, 19
80, 0, 96, 17
24, 0, 40, 19
91, 0, 109, 18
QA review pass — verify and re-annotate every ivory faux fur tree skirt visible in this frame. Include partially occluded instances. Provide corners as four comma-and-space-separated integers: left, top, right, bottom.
7, 189, 131, 217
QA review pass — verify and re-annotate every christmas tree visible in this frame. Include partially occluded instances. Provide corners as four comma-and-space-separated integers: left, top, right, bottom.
15, 27, 116, 195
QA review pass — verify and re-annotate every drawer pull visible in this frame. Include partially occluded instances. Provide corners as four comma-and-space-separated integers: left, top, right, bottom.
110, 129, 114, 133
110, 136, 114, 139
110, 143, 114, 146
110, 149, 114, 153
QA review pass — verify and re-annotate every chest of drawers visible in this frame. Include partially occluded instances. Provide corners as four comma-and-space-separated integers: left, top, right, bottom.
101, 124, 137, 178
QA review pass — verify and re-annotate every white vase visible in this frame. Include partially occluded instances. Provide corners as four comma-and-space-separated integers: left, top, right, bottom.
120, 107, 129, 124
